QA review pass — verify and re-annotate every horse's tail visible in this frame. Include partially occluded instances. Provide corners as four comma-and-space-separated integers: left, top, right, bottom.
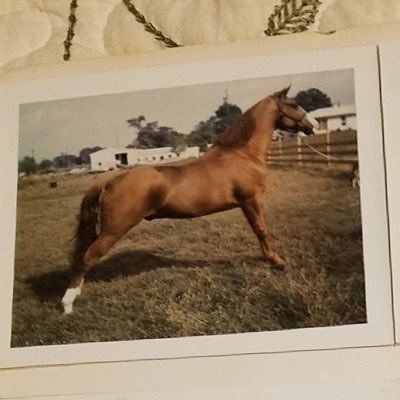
72, 183, 104, 265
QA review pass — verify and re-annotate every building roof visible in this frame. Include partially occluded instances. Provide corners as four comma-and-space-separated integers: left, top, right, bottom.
90, 147, 172, 157
90, 146, 199, 158
309, 104, 356, 119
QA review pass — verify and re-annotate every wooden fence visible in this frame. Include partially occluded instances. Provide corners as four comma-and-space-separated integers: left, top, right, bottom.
267, 130, 358, 166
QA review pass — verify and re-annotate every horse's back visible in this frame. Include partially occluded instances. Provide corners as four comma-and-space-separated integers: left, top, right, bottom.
97, 150, 266, 221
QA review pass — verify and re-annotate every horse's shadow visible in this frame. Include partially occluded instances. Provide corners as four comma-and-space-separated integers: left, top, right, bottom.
27, 250, 258, 303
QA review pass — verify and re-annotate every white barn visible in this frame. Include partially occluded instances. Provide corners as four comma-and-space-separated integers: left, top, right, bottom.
309, 105, 357, 134
90, 146, 200, 172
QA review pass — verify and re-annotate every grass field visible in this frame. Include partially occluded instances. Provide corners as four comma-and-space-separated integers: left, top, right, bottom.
12, 165, 365, 347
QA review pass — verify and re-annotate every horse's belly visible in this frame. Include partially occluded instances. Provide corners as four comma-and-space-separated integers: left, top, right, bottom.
148, 200, 237, 220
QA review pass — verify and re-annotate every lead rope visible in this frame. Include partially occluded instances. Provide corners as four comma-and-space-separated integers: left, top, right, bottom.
298, 135, 341, 161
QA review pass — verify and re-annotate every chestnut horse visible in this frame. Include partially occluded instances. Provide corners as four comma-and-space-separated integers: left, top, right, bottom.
62, 87, 318, 313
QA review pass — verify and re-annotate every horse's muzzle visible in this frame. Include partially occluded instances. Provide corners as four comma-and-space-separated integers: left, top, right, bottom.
299, 115, 319, 135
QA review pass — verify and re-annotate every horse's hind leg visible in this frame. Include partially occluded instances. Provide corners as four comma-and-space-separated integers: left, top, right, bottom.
62, 232, 122, 314
241, 194, 285, 269
62, 209, 144, 314
62, 170, 164, 313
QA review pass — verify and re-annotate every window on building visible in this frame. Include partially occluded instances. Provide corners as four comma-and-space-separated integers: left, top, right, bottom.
115, 153, 128, 165
319, 118, 328, 131
341, 116, 347, 126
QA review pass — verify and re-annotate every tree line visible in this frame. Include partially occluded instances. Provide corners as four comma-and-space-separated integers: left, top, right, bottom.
19, 88, 332, 175
18, 147, 103, 176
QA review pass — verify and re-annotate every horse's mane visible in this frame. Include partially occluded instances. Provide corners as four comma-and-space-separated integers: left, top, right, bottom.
212, 106, 256, 149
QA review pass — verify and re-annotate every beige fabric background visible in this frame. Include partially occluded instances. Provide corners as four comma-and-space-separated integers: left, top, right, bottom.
0, 0, 399, 74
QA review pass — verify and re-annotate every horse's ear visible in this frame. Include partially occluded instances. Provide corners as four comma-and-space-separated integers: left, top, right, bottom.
274, 86, 291, 99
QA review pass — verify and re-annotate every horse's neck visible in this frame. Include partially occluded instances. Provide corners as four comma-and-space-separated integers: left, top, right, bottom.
209, 98, 278, 160
243, 102, 277, 160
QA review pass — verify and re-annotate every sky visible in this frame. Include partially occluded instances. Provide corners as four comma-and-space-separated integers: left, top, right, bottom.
19, 69, 354, 161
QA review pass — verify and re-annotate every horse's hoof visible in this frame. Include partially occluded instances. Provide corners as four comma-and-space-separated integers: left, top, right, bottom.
271, 262, 286, 272
63, 304, 73, 314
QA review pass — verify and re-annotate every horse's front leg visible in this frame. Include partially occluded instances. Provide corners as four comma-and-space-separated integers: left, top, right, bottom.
241, 194, 285, 269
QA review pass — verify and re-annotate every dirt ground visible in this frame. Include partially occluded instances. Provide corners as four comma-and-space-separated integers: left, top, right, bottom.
12, 165, 365, 347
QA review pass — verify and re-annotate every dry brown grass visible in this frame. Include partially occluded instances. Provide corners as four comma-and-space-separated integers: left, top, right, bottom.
12, 165, 365, 347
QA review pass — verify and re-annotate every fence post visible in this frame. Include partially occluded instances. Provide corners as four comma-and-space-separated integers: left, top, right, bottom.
326, 131, 331, 168
278, 137, 283, 162
297, 135, 302, 166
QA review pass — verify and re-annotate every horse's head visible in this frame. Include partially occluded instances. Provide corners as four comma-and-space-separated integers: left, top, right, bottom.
273, 87, 319, 135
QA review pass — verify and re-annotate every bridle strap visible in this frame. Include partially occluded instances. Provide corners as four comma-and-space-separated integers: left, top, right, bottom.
279, 107, 307, 124
274, 96, 307, 124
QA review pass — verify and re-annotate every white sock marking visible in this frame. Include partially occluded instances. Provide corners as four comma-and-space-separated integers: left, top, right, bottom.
62, 286, 82, 314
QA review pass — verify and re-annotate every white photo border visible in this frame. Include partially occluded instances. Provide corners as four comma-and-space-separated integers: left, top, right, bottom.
0, 44, 394, 368
379, 40, 400, 344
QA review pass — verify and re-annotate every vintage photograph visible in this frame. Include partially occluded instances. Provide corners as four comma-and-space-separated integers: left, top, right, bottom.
12, 68, 366, 348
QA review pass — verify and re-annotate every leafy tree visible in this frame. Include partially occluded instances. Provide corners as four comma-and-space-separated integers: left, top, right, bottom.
214, 101, 242, 134
53, 153, 80, 168
187, 98, 243, 151
126, 115, 146, 129
294, 88, 332, 112
168, 130, 187, 154
187, 117, 218, 152
38, 159, 53, 171
126, 97, 242, 153
126, 117, 185, 150
79, 146, 103, 164
18, 156, 37, 175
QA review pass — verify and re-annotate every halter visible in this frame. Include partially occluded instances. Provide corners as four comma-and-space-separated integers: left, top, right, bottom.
278, 104, 308, 125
